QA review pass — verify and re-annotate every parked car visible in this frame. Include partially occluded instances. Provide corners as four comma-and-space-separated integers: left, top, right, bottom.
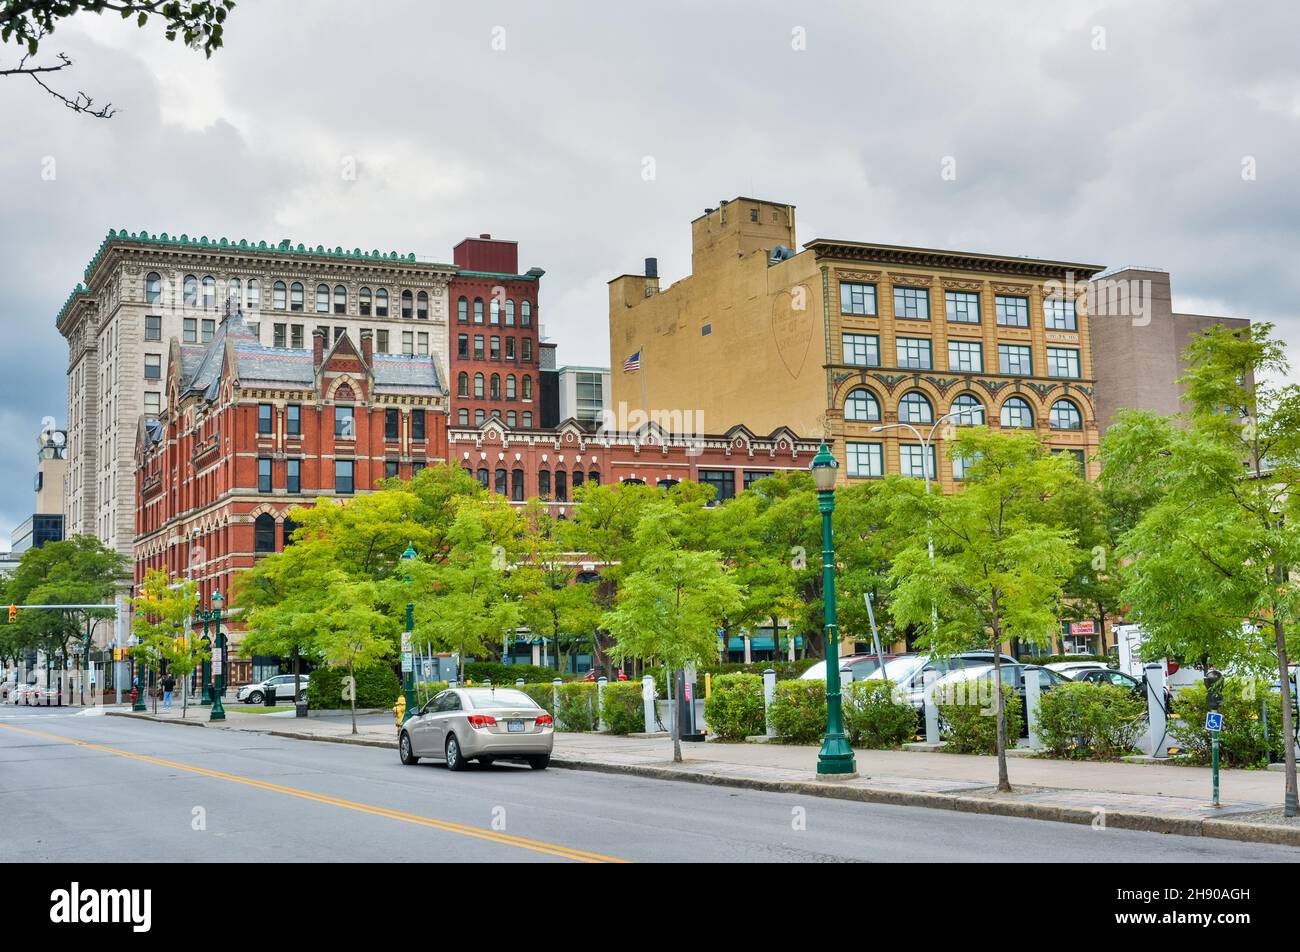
932, 662, 1070, 735
399, 686, 554, 771
0, 680, 29, 703
1044, 660, 1110, 678
799, 654, 897, 683
1069, 667, 1143, 692
237, 673, 310, 705
865, 651, 1020, 711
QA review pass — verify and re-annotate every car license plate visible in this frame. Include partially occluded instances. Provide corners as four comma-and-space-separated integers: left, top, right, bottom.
507, 719, 525, 733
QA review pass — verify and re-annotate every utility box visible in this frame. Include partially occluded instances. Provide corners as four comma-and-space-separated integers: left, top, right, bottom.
676, 668, 705, 742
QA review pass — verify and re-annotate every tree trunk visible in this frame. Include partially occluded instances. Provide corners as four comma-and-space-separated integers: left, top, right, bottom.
990, 595, 1011, 793
349, 659, 357, 735
1273, 613, 1298, 816
292, 647, 301, 708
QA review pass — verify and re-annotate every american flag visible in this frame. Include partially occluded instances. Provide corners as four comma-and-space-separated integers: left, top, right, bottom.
623, 350, 641, 372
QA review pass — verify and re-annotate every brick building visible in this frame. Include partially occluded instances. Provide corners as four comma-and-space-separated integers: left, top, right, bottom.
447, 235, 545, 430
134, 306, 448, 669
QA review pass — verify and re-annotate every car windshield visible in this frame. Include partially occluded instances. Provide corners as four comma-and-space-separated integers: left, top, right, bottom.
869, 655, 926, 683
463, 689, 540, 710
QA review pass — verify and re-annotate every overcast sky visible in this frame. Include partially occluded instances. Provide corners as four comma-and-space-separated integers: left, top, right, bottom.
1, 0, 1297, 546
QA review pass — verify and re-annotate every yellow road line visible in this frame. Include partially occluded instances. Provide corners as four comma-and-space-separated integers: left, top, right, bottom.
0, 722, 628, 864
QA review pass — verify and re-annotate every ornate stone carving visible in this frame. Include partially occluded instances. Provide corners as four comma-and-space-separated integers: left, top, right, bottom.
887, 272, 933, 288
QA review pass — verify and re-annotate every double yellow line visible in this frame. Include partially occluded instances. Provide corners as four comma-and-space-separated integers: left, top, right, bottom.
0, 722, 627, 863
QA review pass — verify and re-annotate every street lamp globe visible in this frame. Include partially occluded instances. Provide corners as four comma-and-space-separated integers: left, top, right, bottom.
401, 542, 417, 562
211, 590, 224, 609
809, 442, 838, 492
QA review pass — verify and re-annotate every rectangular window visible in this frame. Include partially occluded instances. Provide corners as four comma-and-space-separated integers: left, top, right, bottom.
893, 286, 930, 320
183, 318, 197, 343
257, 403, 273, 434
145, 315, 162, 341
842, 333, 880, 367
411, 409, 426, 441
999, 343, 1033, 375
474, 335, 485, 360
952, 450, 983, 481
402, 331, 414, 356
286, 404, 301, 436
522, 338, 533, 362
417, 332, 429, 356
144, 354, 162, 380
839, 282, 877, 316
201, 319, 216, 342
947, 339, 983, 373
335, 405, 354, 439
144, 391, 161, 417
273, 323, 287, 348
385, 409, 399, 441
896, 336, 933, 370
1047, 346, 1081, 378
385, 461, 399, 479
490, 336, 500, 360
845, 442, 883, 478
258, 457, 272, 493
286, 459, 300, 493
995, 295, 1030, 327
1044, 298, 1078, 331
505, 337, 516, 360
742, 470, 774, 489
945, 291, 980, 324
291, 324, 304, 349
458, 334, 469, 359
698, 469, 736, 505
900, 444, 937, 480
376, 329, 389, 354
335, 459, 354, 494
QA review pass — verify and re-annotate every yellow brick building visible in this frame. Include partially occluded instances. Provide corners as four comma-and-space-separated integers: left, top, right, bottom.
609, 197, 1102, 487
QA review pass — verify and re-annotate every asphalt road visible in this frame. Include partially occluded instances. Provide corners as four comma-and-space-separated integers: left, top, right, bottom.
2, 707, 1296, 863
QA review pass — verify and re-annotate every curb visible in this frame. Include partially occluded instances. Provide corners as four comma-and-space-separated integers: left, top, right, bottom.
107, 711, 210, 728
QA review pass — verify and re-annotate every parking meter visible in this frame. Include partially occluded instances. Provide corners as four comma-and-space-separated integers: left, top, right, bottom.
1204, 668, 1224, 808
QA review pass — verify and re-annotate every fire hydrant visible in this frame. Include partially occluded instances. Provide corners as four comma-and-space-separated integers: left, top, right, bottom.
393, 694, 406, 728
129, 686, 138, 706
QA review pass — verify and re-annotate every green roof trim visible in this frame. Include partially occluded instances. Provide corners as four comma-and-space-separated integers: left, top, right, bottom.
55, 283, 89, 328
456, 267, 545, 282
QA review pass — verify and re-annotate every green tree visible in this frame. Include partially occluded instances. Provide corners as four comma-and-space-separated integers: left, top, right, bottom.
515, 500, 602, 674
1102, 322, 1300, 814
313, 574, 398, 734
129, 568, 201, 714
886, 428, 1082, 791
603, 503, 743, 762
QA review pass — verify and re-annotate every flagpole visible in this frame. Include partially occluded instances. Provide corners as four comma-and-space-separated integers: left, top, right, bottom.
640, 341, 648, 422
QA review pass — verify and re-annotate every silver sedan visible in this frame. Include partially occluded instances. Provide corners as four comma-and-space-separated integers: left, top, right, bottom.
399, 687, 554, 771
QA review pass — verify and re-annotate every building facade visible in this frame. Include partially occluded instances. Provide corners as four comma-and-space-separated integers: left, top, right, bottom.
447, 235, 545, 431
58, 231, 455, 557
609, 197, 1104, 488
557, 365, 611, 428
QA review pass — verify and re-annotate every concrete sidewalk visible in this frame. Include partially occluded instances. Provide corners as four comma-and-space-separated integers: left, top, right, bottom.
106, 706, 1300, 847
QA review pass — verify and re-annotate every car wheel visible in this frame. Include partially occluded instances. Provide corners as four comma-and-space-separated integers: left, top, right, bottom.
445, 734, 468, 772
246, 691, 263, 705
527, 754, 550, 771
399, 731, 420, 766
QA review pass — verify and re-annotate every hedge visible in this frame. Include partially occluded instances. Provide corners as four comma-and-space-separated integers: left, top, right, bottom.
844, 681, 917, 749
601, 681, 647, 734
704, 673, 765, 741
768, 679, 827, 743
306, 664, 401, 710
1036, 682, 1146, 760
1168, 679, 1288, 768
646, 658, 817, 696
464, 661, 570, 685
516, 682, 558, 716
556, 682, 597, 731
939, 682, 1022, 754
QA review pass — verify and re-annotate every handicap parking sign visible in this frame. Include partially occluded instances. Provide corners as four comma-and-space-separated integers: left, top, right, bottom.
1205, 711, 1223, 732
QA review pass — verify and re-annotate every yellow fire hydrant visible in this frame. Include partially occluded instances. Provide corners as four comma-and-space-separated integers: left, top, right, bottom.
393, 694, 406, 728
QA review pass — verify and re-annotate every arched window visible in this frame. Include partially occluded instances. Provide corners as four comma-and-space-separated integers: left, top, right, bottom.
183, 275, 199, 306
506, 375, 517, 400
538, 469, 551, 498
202, 276, 216, 308
495, 468, 508, 495
316, 284, 330, 313
290, 282, 304, 311
254, 513, 276, 554
588, 470, 600, 485
898, 391, 934, 424
476, 468, 490, 488
522, 412, 533, 428
490, 374, 501, 400
416, 291, 429, 319
457, 296, 468, 323
247, 279, 261, 311
521, 301, 532, 326
573, 470, 585, 489
490, 298, 500, 324
473, 373, 485, 399
505, 299, 516, 325
511, 469, 525, 501
359, 287, 372, 315
401, 289, 414, 319
555, 469, 568, 502
458, 409, 469, 426
622, 477, 645, 485
457, 372, 469, 397
657, 478, 678, 489
227, 278, 242, 306
282, 518, 301, 549
951, 393, 985, 426
334, 285, 347, 314
1001, 395, 1034, 429
473, 297, 485, 323
522, 375, 533, 400
844, 388, 881, 422
376, 288, 389, 317
1050, 398, 1083, 431
273, 280, 287, 310
145, 272, 162, 304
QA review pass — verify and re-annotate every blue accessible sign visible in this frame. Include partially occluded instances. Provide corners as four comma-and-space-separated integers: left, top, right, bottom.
1205, 711, 1223, 732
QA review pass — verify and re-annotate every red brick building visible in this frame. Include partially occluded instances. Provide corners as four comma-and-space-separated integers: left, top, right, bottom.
447, 236, 545, 429
134, 307, 449, 632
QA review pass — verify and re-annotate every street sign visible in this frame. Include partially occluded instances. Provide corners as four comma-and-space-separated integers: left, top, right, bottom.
401, 652, 413, 673
422, 659, 433, 680
401, 632, 412, 654
1205, 711, 1223, 732
211, 655, 222, 675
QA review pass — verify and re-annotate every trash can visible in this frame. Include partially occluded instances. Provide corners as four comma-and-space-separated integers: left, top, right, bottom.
264, 685, 278, 707
295, 700, 309, 718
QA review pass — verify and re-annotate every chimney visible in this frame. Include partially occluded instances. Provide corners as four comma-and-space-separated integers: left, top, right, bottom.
312, 327, 326, 369
479, 233, 491, 239
359, 329, 373, 365
644, 257, 658, 279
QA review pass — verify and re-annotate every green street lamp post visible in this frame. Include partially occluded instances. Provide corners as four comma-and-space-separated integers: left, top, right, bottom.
400, 543, 418, 724
209, 590, 226, 721
810, 442, 856, 778
131, 644, 147, 712
198, 623, 212, 706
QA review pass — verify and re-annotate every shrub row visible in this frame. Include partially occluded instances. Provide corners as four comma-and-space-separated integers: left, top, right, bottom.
1169, 679, 1288, 769
1036, 682, 1146, 760
306, 664, 401, 710
463, 661, 574, 685
939, 684, 1022, 755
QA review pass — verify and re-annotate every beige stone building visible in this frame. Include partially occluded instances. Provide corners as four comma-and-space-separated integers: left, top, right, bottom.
56, 232, 455, 557
609, 197, 1104, 488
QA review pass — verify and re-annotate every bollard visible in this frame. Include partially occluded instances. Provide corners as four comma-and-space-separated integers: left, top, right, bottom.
641, 675, 656, 733
1144, 663, 1169, 758
596, 676, 608, 731
763, 668, 777, 737
1023, 667, 1042, 750
923, 668, 940, 745
515, 678, 525, 686
552, 678, 562, 728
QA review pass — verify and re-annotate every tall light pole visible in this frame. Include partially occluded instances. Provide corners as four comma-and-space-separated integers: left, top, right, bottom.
209, 590, 226, 721
810, 442, 856, 778
400, 543, 417, 724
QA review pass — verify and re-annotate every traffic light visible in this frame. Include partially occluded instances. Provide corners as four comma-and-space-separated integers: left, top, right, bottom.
7, 604, 15, 623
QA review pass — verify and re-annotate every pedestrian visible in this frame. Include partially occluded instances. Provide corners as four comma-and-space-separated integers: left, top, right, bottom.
162, 673, 176, 710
